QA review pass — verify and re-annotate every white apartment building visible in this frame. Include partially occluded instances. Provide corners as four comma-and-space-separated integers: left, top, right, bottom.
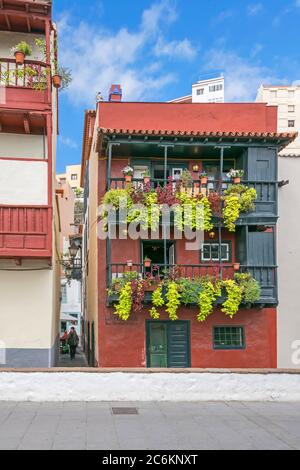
0, 1, 61, 368
256, 84, 300, 369
170, 76, 225, 104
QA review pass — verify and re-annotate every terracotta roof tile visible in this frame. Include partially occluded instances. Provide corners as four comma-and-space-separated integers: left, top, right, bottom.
99, 127, 297, 141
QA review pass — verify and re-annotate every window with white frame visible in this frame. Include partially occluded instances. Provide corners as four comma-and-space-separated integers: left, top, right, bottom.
61, 284, 67, 304
288, 105, 295, 113
197, 88, 204, 95
201, 243, 230, 262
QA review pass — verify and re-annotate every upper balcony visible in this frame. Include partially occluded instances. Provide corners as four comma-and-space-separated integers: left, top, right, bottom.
0, 58, 51, 110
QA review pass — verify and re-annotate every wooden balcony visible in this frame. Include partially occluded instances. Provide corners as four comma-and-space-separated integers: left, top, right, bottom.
107, 263, 278, 305
109, 178, 278, 222
0, 58, 51, 110
0, 205, 52, 258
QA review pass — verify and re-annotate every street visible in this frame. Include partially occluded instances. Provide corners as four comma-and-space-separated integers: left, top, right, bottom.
0, 401, 300, 450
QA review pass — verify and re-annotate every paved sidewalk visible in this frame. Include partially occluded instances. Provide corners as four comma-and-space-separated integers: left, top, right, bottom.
0, 401, 300, 450
57, 348, 89, 368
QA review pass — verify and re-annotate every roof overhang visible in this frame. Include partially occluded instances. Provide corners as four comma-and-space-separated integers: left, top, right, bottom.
98, 127, 297, 148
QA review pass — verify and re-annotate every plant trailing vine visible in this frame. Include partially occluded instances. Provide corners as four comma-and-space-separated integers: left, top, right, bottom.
197, 279, 222, 322
111, 272, 261, 321
221, 280, 243, 318
114, 282, 132, 321
223, 185, 257, 232
150, 285, 165, 319
165, 281, 181, 321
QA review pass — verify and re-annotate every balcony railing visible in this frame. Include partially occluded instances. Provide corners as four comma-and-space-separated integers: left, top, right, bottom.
0, 205, 52, 258
107, 263, 277, 304
0, 58, 49, 89
108, 263, 235, 281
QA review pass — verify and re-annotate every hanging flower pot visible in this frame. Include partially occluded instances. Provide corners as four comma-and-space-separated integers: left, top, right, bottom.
14, 51, 25, 66
53, 74, 62, 89
233, 177, 241, 184
125, 175, 132, 183
143, 176, 150, 184
233, 262, 240, 271
144, 258, 151, 268
200, 172, 208, 185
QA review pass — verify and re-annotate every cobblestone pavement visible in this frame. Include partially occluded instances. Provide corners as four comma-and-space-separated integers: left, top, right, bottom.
0, 401, 300, 450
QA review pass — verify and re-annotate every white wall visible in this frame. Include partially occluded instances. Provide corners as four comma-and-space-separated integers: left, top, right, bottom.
192, 77, 225, 103
0, 32, 44, 60
0, 133, 47, 159
0, 269, 55, 349
278, 156, 300, 368
0, 372, 300, 402
0, 160, 48, 205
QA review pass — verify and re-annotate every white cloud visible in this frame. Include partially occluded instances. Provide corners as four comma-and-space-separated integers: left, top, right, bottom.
154, 36, 196, 60
213, 9, 234, 24
205, 49, 287, 101
57, 1, 191, 104
250, 43, 264, 58
247, 3, 263, 16
59, 136, 78, 149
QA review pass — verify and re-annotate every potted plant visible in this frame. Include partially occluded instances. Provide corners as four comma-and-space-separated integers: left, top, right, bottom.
12, 41, 32, 65
227, 169, 245, 184
53, 73, 62, 89
53, 67, 72, 90
142, 169, 151, 184
233, 262, 241, 271
144, 257, 151, 268
200, 171, 208, 185
123, 165, 134, 183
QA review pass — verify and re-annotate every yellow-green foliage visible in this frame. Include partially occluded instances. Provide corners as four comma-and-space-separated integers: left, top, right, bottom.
114, 282, 132, 321
166, 282, 181, 321
223, 195, 241, 232
223, 185, 257, 231
197, 280, 222, 322
175, 192, 213, 232
150, 286, 165, 319
222, 280, 243, 318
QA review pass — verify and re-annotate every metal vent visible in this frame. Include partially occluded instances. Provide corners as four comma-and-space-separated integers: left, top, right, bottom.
111, 407, 138, 415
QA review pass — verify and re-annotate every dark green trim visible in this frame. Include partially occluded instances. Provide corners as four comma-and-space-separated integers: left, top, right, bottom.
212, 326, 246, 350
146, 320, 191, 368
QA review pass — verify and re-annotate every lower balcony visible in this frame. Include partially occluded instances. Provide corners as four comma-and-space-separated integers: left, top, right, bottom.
0, 205, 52, 258
107, 263, 278, 306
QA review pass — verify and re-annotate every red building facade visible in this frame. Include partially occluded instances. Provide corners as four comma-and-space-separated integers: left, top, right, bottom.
81, 98, 295, 369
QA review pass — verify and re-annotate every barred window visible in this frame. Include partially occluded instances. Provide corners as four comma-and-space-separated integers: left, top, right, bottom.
213, 327, 245, 349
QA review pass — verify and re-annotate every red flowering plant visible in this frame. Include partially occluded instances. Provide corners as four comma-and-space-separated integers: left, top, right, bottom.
208, 192, 222, 216
156, 177, 179, 206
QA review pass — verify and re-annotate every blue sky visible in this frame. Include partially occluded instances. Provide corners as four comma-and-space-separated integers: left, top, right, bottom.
54, 0, 300, 173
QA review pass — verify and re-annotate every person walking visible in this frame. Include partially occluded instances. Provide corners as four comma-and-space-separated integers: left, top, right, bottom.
67, 327, 79, 361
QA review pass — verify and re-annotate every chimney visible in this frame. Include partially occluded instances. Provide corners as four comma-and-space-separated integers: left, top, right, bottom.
109, 84, 122, 102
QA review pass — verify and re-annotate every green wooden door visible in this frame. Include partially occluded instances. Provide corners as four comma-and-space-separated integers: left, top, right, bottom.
148, 323, 168, 367
147, 321, 190, 368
